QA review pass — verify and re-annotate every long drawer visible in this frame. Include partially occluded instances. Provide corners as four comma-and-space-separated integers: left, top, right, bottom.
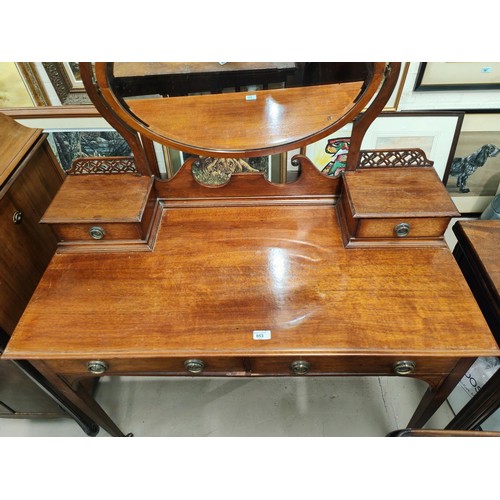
46, 355, 461, 379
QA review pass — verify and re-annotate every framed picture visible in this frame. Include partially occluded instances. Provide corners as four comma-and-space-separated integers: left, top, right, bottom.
414, 63, 500, 92
305, 112, 464, 180
443, 113, 500, 214
0, 62, 37, 107
46, 130, 131, 171
14, 115, 133, 172
15, 62, 91, 106
363, 62, 410, 112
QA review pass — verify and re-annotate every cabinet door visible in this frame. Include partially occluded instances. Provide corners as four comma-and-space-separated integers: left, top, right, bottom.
0, 141, 64, 334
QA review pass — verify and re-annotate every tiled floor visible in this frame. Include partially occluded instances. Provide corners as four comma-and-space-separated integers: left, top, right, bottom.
0, 375, 455, 437
0, 218, 497, 437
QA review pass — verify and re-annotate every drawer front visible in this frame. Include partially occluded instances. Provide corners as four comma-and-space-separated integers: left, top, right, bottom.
54, 222, 143, 242
248, 356, 459, 376
46, 355, 459, 379
47, 357, 247, 377
356, 217, 449, 239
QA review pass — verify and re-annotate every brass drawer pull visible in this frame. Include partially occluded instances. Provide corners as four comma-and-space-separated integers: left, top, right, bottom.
89, 226, 106, 240
86, 360, 109, 374
393, 360, 416, 376
290, 360, 311, 375
12, 211, 23, 224
394, 222, 410, 238
184, 358, 205, 374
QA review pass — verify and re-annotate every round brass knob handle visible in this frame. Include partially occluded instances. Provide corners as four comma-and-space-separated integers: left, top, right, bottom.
12, 211, 23, 224
394, 222, 411, 238
184, 359, 205, 374
86, 360, 109, 374
89, 226, 106, 240
290, 360, 311, 375
393, 360, 416, 376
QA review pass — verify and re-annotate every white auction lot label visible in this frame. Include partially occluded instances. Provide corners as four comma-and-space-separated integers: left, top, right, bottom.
253, 330, 271, 340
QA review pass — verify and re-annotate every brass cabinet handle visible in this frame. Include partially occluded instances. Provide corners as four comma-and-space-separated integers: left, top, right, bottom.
394, 222, 411, 238
290, 360, 311, 375
86, 360, 109, 374
12, 211, 23, 224
89, 226, 106, 240
184, 358, 205, 374
393, 360, 416, 376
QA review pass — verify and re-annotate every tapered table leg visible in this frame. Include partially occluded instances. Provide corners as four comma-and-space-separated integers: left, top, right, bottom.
407, 358, 475, 428
31, 360, 128, 437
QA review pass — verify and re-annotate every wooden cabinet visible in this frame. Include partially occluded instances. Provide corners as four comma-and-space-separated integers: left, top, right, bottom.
0, 112, 66, 418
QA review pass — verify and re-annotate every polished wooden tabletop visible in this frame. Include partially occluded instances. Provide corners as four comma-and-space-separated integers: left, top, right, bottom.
5, 204, 498, 361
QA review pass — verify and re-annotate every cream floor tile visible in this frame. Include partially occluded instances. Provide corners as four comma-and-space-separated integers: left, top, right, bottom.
0, 375, 455, 437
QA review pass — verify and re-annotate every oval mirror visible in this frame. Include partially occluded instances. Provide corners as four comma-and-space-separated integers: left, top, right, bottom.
92, 62, 386, 158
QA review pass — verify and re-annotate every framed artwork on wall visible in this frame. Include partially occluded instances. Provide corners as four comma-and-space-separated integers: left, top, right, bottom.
304, 112, 464, 180
14, 62, 91, 106
0, 63, 38, 107
414, 63, 500, 92
46, 130, 131, 171
14, 115, 135, 173
443, 113, 500, 214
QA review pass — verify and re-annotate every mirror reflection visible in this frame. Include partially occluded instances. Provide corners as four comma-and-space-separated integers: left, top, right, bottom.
110, 62, 370, 99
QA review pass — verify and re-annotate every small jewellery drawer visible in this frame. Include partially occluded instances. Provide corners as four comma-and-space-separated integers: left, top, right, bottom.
53, 222, 144, 243
41, 174, 158, 252
248, 356, 459, 377
337, 167, 460, 248
47, 357, 247, 377
356, 217, 451, 239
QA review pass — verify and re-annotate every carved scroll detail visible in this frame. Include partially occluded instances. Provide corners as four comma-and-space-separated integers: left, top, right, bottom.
67, 156, 137, 175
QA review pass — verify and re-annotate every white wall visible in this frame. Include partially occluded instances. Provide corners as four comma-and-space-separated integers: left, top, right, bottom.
398, 62, 500, 111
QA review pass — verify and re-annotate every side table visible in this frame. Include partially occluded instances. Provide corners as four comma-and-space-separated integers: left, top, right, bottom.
446, 220, 500, 430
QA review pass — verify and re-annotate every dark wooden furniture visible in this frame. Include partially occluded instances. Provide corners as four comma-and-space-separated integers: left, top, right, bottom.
2, 63, 499, 437
0, 112, 99, 434
446, 220, 500, 430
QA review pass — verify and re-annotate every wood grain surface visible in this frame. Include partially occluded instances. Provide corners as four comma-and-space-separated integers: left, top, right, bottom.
42, 174, 154, 223
0, 112, 42, 186
344, 168, 460, 218
4, 204, 498, 360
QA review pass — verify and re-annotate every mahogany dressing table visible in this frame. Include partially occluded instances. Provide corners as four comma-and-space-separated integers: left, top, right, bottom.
2, 63, 499, 436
